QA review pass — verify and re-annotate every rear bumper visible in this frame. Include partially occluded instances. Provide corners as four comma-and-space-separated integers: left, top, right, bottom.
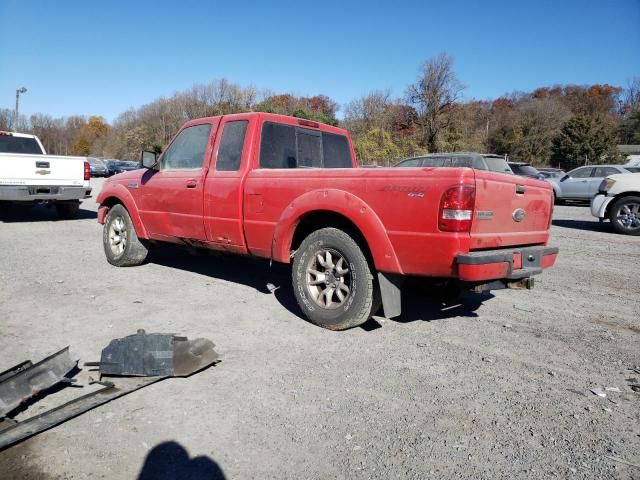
591, 193, 612, 219
456, 246, 558, 282
0, 185, 92, 202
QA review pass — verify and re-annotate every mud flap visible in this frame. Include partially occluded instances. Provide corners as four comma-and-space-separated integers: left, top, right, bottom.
377, 272, 403, 318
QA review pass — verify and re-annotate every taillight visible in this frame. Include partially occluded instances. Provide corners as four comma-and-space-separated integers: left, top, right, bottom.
439, 185, 475, 232
84, 161, 91, 180
547, 191, 554, 229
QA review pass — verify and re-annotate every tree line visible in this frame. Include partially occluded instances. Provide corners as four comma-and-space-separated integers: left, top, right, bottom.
2, 54, 638, 170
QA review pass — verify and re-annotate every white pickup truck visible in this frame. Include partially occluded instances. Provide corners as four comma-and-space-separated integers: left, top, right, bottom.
0, 131, 92, 218
591, 172, 640, 235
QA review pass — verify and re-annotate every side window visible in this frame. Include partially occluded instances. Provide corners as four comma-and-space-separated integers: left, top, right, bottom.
216, 121, 248, 171
297, 132, 322, 167
422, 157, 447, 167
471, 157, 488, 170
396, 158, 421, 167
593, 167, 619, 177
162, 124, 212, 170
322, 133, 352, 168
570, 167, 593, 178
450, 156, 474, 168
260, 123, 297, 169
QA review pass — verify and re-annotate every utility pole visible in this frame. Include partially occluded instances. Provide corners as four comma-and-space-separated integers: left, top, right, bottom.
13, 87, 27, 132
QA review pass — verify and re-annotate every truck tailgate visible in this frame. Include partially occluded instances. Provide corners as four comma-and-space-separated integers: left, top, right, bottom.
0, 153, 86, 187
471, 170, 553, 249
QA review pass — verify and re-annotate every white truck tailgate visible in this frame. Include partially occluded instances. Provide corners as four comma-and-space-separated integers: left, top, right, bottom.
0, 153, 86, 187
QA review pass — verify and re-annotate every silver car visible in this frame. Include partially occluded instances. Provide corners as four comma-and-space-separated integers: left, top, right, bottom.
547, 165, 633, 203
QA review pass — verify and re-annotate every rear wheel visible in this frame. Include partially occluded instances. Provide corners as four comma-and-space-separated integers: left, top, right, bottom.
609, 196, 640, 235
292, 228, 376, 330
103, 204, 149, 266
55, 201, 80, 219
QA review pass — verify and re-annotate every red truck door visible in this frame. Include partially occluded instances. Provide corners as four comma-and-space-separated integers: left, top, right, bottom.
138, 121, 218, 241
203, 115, 254, 251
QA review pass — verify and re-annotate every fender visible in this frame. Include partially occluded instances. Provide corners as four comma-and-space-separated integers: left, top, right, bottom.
270, 189, 403, 274
96, 183, 148, 239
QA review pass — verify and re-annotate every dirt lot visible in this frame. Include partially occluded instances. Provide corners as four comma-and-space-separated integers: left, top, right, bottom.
1, 177, 639, 479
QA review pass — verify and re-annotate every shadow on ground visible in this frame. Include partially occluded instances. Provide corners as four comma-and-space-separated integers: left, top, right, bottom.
149, 246, 493, 328
137, 441, 225, 480
0, 204, 96, 222
552, 218, 610, 232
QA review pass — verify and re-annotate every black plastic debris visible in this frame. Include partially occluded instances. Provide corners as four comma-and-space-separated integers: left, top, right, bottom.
86, 329, 218, 377
0, 347, 77, 418
0, 331, 218, 450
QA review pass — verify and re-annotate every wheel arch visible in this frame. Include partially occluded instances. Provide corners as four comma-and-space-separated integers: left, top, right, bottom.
605, 191, 640, 218
98, 185, 147, 239
270, 189, 403, 274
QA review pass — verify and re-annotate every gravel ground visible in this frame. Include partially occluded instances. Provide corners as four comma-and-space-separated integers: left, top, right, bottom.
1, 177, 639, 479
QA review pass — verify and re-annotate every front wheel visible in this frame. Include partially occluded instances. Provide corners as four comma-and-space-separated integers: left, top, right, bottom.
609, 196, 640, 235
292, 228, 376, 330
103, 204, 149, 266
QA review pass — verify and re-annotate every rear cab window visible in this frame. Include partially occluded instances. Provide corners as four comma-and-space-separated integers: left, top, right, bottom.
0, 135, 44, 154
259, 122, 352, 169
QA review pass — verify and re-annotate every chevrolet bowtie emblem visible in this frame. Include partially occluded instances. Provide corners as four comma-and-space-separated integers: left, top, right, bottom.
35, 169, 51, 175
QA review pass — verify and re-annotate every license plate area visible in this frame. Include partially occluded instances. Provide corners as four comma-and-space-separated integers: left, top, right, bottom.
28, 186, 59, 195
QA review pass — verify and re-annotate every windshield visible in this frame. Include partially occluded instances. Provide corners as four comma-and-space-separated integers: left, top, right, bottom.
0, 136, 43, 154
512, 164, 540, 176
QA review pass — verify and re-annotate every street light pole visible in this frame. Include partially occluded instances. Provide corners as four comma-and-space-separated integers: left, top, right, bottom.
13, 87, 27, 132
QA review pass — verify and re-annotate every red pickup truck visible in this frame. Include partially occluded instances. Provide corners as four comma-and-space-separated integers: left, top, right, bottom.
97, 113, 557, 330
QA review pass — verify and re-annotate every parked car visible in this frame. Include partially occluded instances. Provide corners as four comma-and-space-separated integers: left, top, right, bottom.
97, 113, 557, 330
546, 165, 633, 203
88, 157, 108, 177
0, 131, 91, 218
105, 159, 141, 176
395, 153, 513, 174
591, 172, 640, 235
508, 162, 544, 179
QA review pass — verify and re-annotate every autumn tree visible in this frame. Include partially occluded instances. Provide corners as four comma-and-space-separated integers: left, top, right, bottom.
550, 115, 620, 170
406, 53, 465, 152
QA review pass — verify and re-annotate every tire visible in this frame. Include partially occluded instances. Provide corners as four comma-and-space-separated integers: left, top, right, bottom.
292, 227, 376, 330
55, 201, 80, 219
103, 204, 149, 266
608, 196, 640, 236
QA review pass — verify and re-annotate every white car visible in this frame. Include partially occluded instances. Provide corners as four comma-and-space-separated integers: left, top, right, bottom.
0, 131, 92, 218
591, 172, 640, 235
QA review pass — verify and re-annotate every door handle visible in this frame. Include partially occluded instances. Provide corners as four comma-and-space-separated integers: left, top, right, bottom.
186, 180, 197, 188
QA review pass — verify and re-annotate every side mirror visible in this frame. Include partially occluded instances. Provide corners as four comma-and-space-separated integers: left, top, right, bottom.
141, 151, 158, 170
560, 174, 569, 182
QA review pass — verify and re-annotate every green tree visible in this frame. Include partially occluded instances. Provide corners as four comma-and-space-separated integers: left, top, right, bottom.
550, 115, 620, 170
618, 109, 640, 144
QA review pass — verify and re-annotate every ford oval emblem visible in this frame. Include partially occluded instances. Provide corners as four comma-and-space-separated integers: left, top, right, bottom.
512, 208, 526, 222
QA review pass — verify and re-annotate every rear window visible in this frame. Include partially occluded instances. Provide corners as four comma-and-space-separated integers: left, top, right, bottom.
259, 122, 353, 169
0, 136, 43, 154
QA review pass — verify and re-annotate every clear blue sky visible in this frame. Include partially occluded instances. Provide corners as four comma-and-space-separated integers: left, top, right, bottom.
1, 0, 638, 122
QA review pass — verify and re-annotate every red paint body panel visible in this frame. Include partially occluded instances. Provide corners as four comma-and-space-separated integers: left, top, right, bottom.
97, 112, 558, 284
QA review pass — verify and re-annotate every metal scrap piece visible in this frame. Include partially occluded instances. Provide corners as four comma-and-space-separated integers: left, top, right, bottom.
89, 329, 218, 377
0, 347, 77, 418
0, 376, 163, 450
